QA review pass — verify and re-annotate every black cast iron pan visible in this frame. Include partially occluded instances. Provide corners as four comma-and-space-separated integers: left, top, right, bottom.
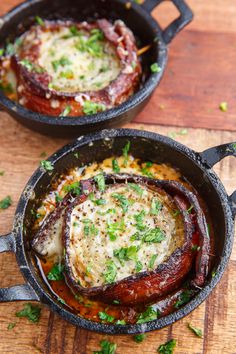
0, 129, 235, 334
0, 0, 193, 137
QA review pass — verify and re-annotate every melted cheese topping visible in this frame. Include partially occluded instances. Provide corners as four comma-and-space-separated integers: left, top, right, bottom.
37, 26, 121, 92
68, 184, 184, 288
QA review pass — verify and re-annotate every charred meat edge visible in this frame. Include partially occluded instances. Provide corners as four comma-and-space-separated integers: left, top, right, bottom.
11, 19, 141, 116
61, 174, 210, 305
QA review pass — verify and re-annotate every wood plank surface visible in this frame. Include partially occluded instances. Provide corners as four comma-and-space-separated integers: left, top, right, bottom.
0, 1, 236, 354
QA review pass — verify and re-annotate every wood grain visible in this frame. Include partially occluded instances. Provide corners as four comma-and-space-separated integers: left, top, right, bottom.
0, 1, 236, 353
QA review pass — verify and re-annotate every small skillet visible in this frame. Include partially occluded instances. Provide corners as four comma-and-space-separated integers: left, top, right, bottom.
0, 0, 193, 137
0, 128, 235, 334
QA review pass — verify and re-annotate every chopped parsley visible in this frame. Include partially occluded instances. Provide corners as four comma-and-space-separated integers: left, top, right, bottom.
0, 171, 4, 176
55, 192, 63, 203
52, 56, 72, 72
94, 173, 106, 192
47, 263, 64, 281
0, 48, 4, 56
60, 105, 71, 117
35, 16, 45, 26
150, 197, 162, 215
16, 303, 41, 323
112, 159, 120, 173
134, 210, 146, 231
75, 29, 104, 58
6, 42, 15, 56
116, 319, 126, 325
82, 100, 106, 115
104, 260, 117, 283
150, 63, 161, 73
0, 196, 12, 210
122, 141, 130, 167
133, 333, 146, 343
114, 245, 139, 265
83, 221, 98, 237
107, 219, 125, 241
0, 81, 14, 94
188, 323, 203, 338
174, 290, 192, 308
148, 254, 158, 269
63, 181, 81, 195
19, 59, 33, 71
93, 340, 117, 354
187, 205, 194, 213
135, 260, 143, 272
111, 193, 131, 213
7, 322, 16, 330
98, 311, 115, 323
191, 244, 200, 252
128, 183, 144, 197
40, 160, 54, 171
141, 164, 154, 178
142, 227, 165, 243
137, 306, 160, 324
158, 339, 176, 354
219, 102, 228, 112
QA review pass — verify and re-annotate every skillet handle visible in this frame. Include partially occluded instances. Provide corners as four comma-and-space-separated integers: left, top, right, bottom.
0, 232, 40, 302
200, 142, 236, 219
142, 0, 193, 44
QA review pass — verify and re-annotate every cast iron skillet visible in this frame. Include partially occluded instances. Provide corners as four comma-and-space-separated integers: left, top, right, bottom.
0, 128, 235, 334
0, 0, 193, 137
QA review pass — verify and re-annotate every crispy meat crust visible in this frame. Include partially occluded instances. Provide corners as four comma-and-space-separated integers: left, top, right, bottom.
32, 174, 210, 306
11, 19, 141, 116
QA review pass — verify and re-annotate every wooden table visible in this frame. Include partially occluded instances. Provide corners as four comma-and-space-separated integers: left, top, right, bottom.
0, 1, 236, 353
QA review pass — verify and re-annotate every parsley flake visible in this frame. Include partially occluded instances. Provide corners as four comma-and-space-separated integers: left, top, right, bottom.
83, 100, 106, 115
137, 306, 160, 324
133, 333, 146, 343
122, 141, 130, 167
150, 63, 161, 73
35, 16, 45, 26
98, 311, 115, 323
47, 263, 64, 281
150, 197, 162, 215
158, 339, 176, 354
174, 290, 192, 308
104, 260, 117, 283
114, 245, 139, 265
40, 160, 54, 171
93, 340, 117, 354
188, 323, 203, 338
63, 181, 81, 195
16, 303, 41, 323
0, 196, 12, 210
60, 105, 71, 117
7, 322, 16, 330
112, 159, 120, 173
112, 193, 131, 213
149, 254, 158, 269
94, 173, 105, 192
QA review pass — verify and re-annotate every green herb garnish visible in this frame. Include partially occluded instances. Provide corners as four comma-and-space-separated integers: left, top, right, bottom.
150, 63, 161, 73
93, 340, 117, 354
111, 193, 131, 213
112, 159, 120, 173
134, 210, 146, 231
52, 56, 72, 72
149, 254, 158, 269
35, 16, 45, 26
40, 160, 54, 171
83, 222, 98, 237
16, 303, 41, 323
47, 263, 64, 281
0, 81, 14, 94
94, 173, 105, 192
135, 260, 143, 272
174, 290, 192, 308
128, 183, 144, 197
98, 311, 115, 323
122, 141, 130, 167
150, 197, 162, 215
188, 323, 203, 338
7, 322, 16, 330
133, 334, 146, 343
104, 260, 117, 283
60, 105, 71, 117
116, 319, 126, 325
55, 192, 63, 203
219, 102, 228, 112
137, 306, 159, 324
0, 196, 12, 210
158, 339, 176, 354
82, 100, 106, 115
0, 171, 4, 176
63, 181, 81, 195
142, 227, 165, 243
19, 59, 33, 71
107, 219, 125, 241
114, 245, 139, 265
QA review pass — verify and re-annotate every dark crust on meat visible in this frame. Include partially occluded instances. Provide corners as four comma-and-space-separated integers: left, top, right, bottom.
11, 19, 141, 116
61, 174, 210, 305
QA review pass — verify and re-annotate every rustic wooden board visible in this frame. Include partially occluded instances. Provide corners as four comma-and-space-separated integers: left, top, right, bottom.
0, 1, 236, 353
0, 0, 236, 131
